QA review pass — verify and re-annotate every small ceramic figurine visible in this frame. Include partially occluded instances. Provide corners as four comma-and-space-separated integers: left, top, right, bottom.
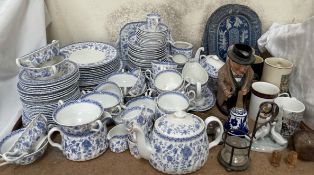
287, 151, 298, 168
217, 44, 255, 115
271, 150, 282, 167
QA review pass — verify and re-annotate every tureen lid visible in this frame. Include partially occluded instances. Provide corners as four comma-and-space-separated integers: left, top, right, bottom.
154, 111, 205, 139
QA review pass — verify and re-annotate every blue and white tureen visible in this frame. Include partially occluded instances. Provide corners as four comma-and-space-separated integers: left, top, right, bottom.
131, 111, 223, 174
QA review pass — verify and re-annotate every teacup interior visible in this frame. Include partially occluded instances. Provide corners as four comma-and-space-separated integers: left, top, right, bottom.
0, 132, 22, 154
174, 42, 192, 49
108, 124, 128, 138
108, 74, 137, 87
158, 93, 189, 111
252, 82, 279, 95
95, 83, 122, 97
83, 94, 119, 108
155, 72, 182, 91
56, 103, 102, 126
127, 98, 156, 112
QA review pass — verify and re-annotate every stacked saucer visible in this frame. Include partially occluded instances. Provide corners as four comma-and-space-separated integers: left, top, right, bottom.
18, 61, 80, 126
60, 42, 122, 89
127, 24, 169, 69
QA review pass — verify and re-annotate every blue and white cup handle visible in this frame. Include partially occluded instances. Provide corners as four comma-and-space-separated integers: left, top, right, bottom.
91, 120, 104, 132
144, 69, 153, 82
145, 88, 155, 97
111, 106, 122, 116
2, 150, 27, 164
205, 116, 224, 150
48, 127, 63, 151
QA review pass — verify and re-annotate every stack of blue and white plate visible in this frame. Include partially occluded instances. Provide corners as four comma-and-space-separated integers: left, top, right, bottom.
17, 60, 80, 126
127, 24, 169, 69
60, 42, 123, 90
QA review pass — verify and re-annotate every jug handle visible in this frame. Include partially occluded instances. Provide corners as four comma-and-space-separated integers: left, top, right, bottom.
278, 92, 290, 97
205, 116, 224, 150
48, 127, 63, 151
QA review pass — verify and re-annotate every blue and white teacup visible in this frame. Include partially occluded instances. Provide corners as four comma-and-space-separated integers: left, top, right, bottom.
146, 13, 161, 32
155, 91, 195, 120
107, 124, 129, 153
120, 106, 155, 137
4, 114, 47, 158
94, 81, 123, 102
81, 91, 123, 116
48, 127, 107, 161
149, 69, 184, 94
124, 96, 156, 114
146, 60, 178, 79
0, 129, 48, 166
171, 41, 193, 59
224, 107, 249, 136
52, 99, 104, 135
107, 72, 140, 97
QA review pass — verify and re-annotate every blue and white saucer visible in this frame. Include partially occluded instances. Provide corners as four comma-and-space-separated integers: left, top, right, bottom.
190, 86, 216, 112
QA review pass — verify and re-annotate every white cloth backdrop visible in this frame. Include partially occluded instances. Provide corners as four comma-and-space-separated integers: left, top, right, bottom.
0, 0, 50, 139
258, 16, 314, 129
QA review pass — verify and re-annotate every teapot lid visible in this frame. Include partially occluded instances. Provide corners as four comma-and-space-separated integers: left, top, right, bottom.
154, 111, 205, 140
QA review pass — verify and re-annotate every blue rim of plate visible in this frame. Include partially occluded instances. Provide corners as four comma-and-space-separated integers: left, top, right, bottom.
60, 41, 117, 68
202, 4, 261, 61
190, 86, 216, 112
18, 60, 79, 85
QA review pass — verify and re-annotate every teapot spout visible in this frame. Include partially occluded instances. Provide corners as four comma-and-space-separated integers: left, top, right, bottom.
131, 124, 153, 160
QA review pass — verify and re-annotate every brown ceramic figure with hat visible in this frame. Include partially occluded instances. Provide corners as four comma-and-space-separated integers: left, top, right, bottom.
217, 44, 255, 115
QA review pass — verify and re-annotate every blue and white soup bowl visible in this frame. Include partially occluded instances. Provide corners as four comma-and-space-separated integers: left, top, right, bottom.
48, 127, 108, 161
107, 124, 129, 153
52, 99, 104, 135
224, 107, 249, 136
131, 111, 223, 174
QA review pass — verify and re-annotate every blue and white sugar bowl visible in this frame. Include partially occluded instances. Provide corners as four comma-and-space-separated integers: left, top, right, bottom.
130, 111, 224, 174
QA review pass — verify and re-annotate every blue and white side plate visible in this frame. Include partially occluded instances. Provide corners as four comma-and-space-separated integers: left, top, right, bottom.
202, 4, 261, 61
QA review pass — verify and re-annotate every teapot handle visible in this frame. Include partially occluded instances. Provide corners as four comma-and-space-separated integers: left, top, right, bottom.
204, 116, 224, 150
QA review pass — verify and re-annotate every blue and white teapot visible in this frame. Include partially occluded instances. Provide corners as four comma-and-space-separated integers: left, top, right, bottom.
130, 111, 223, 174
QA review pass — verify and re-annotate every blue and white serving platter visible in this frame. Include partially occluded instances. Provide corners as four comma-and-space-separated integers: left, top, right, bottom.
202, 4, 261, 61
